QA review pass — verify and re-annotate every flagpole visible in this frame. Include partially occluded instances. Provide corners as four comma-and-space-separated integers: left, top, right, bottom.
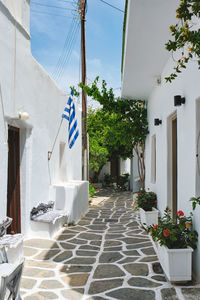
48, 118, 63, 161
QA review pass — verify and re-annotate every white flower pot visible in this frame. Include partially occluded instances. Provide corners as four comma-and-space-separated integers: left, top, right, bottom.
157, 243, 193, 281
139, 207, 158, 228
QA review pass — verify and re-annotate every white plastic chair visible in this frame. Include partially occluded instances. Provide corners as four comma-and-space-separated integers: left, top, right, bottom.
0, 247, 24, 300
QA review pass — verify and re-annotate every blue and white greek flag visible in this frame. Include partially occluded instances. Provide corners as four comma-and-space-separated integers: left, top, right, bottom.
62, 90, 79, 149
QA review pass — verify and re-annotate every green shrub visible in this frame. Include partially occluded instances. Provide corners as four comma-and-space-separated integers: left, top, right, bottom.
137, 189, 157, 211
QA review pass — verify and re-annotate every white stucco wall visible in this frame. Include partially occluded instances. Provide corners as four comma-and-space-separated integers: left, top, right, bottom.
0, 1, 84, 237
145, 55, 200, 281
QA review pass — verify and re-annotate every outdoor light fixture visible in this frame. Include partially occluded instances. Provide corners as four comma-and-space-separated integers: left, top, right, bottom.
18, 111, 29, 120
154, 118, 162, 126
174, 95, 185, 106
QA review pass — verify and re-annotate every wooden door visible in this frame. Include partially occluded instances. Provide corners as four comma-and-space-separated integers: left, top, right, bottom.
172, 116, 177, 218
7, 126, 21, 234
111, 157, 120, 180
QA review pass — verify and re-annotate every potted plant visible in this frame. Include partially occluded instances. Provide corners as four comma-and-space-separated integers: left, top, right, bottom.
148, 208, 198, 281
137, 189, 158, 228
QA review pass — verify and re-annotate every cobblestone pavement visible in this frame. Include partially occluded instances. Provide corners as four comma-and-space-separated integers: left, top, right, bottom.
21, 190, 200, 300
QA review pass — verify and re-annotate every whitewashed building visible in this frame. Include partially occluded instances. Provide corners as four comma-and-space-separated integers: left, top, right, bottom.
0, 0, 88, 238
122, 0, 200, 282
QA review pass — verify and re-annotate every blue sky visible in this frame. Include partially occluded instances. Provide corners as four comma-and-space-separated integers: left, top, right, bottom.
30, 0, 125, 101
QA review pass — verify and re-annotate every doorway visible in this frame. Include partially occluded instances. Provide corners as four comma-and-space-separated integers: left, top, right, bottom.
7, 126, 21, 234
171, 115, 177, 218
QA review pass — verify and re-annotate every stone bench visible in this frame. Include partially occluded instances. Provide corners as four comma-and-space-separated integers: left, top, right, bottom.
30, 201, 68, 239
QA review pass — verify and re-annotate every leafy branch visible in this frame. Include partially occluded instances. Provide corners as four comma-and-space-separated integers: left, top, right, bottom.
165, 0, 200, 82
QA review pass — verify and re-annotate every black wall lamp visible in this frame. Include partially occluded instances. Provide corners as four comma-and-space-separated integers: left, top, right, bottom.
154, 118, 162, 126
174, 95, 185, 106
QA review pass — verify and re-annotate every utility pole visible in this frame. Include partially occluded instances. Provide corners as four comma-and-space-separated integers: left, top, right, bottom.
79, 0, 88, 181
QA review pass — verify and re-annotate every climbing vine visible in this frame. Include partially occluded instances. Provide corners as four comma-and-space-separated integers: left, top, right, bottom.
165, 0, 200, 82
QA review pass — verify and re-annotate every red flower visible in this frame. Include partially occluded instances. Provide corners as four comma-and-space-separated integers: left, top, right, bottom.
163, 228, 171, 237
138, 193, 141, 195
153, 225, 158, 230
176, 210, 184, 217
142, 200, 147, 203
155, 200, 157, 203
167, 207, 171, 211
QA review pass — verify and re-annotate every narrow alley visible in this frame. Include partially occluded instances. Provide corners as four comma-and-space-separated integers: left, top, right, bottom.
20, 190, 200, 300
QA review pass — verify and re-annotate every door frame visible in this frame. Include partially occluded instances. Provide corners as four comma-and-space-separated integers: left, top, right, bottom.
167, 113, 178, 218
7, 125, 21, 234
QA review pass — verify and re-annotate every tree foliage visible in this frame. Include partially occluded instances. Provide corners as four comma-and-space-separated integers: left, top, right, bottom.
79, 78, 148, 187
165, 0, 200, 82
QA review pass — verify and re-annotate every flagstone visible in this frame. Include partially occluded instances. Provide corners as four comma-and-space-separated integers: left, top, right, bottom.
93, 264, 125, 279
76, 250, 98, 256
24, 239, 59, 249
99, 252, 123, 263
78, 233, 102, 240
53, 250, 72, 262
152, 262, 164, 274
21, 278, 37, 289
34, 250, 60, 260
90, 241, 102, 246
122, 250, 140, 256
23, 267, 55, 278
61, 273, 89, 286
67, 238, 88, 245
124, 263, 149, 276
68, 226, 87, 232
161, 288, 179, 300
24, 247, 39, 257
60, 242, 76, 249
104, 240, 122, 247
181, 288, 200, 300
103, 246, 122, 251
140, 256, 158, 262
86, 225, 107, 231
128, 277, 162, 288
65, 257, 96, 264
39, 279, 64, 289
59, 265, 92, 274
106, 288, 155, 300
126, 242, 152, 249
61, 289, 84, 300
105, 233, 124, 239
141, 247, 156, 255
25, 260, 57, 269
121, 237, 149, 244
24, 291, 59, 299
88, 279, 123, 294
56, 234, 76, 241
151, 275, 167, 282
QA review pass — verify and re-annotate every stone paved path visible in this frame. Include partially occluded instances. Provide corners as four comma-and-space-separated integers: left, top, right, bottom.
21, 190, 200, 300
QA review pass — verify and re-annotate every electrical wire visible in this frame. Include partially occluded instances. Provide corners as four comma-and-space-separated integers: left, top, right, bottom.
55, 21, 80, 82
52, 18, 80, 80
31, 2, 76, 11
99, 0, 124, 13
31, 10, 74, 18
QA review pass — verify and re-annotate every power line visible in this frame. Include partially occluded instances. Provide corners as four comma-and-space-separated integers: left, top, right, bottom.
52, 19, 81, 81
99, 0, 124, 13
31, 2, 76, 11
31, 10, 74, 18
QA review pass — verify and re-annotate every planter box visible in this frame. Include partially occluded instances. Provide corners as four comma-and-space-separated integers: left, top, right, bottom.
157, 243, 193, 281
139, 207, 158, 228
